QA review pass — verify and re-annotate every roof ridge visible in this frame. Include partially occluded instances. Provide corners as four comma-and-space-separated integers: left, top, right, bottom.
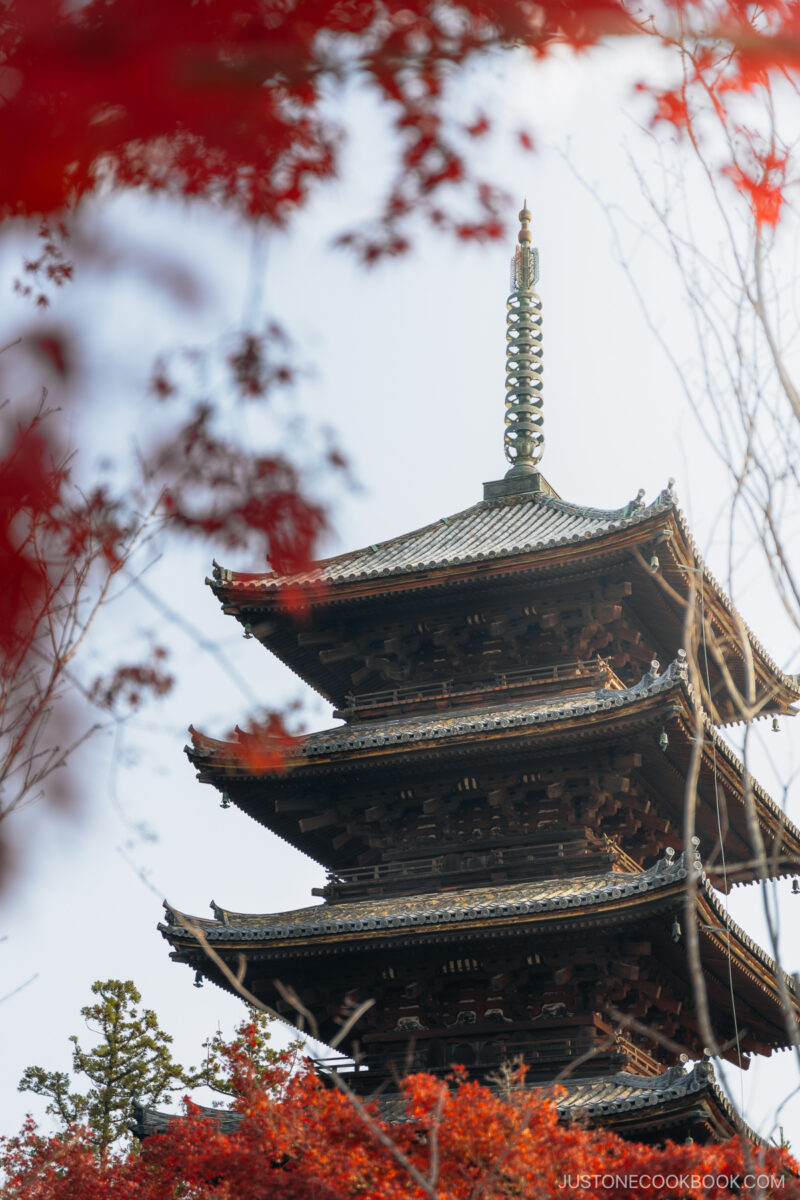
292, 655, 688, 755
184, 656, 689, 763
185, 656, 688, 767
513, 485, 675, 524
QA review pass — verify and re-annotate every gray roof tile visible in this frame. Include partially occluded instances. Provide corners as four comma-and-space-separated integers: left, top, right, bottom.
162, 853, 687, 943
291, 659, 684, 758
161, 848, 798, 1001
208, 483, 799, 698
187, 654, 800, 867
558, 1060, 761, 1142
211, 489, 672, 592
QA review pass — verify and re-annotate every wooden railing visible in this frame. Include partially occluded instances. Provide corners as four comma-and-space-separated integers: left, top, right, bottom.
337, 657, 620, 717
321, 1032, 612, 1080
318, 838, 605, 901
316, 1019, 664, 1084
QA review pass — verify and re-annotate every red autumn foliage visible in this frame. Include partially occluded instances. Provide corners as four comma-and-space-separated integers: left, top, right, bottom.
0, 0, 794, 668
186, 710, 299, 779
724, 149, 789, 228
150, 403, 327, 574
0, 419, 64, 662
1, 0, 797, 881
646, 84, 692, 131
89, 646, 174, 712
0, 407, 144, 886
229, 712, 298, 775
12, 223, 73, 309
2, 1026, 798, 1199
0, 411, 131, 668
1, 0, 570, 257
2, 0, 797, 266
228, 330, 295, 399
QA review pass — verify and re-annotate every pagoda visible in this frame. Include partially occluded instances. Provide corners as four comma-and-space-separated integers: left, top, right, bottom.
161, 206, 800, 1145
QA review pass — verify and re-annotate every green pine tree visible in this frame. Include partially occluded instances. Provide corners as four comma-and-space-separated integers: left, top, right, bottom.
18, 979, 199, 1155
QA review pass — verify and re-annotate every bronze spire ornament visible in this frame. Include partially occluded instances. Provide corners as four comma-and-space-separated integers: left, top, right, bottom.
504, 201, 543, 477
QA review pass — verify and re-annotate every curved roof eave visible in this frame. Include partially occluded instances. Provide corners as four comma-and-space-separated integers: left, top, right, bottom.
207, 483, 799, 703
160, 852, 799, 1048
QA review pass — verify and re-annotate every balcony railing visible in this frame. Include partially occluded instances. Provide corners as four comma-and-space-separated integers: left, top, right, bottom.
336, 657, 620, 718
317, 838, 610, 901
336, 1032, 616, 1080
315, 1020, 665, 1084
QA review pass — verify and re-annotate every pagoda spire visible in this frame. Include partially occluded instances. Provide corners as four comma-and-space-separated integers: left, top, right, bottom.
504, 201, 543, 477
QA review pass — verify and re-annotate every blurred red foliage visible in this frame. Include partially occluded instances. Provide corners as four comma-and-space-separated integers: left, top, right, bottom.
724, 150, 789, 228
151, 404, 327, 574
0, 0, 628, 266
89, 646, 174, 712
0, 411, 131, 667
2, 0, 796, 262
0, 418, 64, 661
0, 0, 796, 883
229, 713, 297, 775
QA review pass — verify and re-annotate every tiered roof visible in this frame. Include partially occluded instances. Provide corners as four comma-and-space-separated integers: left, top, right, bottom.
558, 1060, 759, 1144
208, 485, 799, 724
186, 657, 800, 884
163, 847, 799, 1063
213, 490, 673, 590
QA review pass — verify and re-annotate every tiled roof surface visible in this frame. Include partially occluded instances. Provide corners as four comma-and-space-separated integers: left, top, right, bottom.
162, 847, 799, 1001
162, 853, 686, 943
187, 654, 800, 866
558, 1060, 760, 1141
208, 482, 799, 697
130, 1103, 241, 1140
289, 658, 682, 757
189, 658, 687, 768
212, 488, 673, 592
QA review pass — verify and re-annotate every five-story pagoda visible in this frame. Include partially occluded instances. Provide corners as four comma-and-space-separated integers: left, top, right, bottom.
162, 206, 800, 1145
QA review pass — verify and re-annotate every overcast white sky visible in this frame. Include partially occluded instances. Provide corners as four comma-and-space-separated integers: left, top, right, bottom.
2, 40, 800, 1146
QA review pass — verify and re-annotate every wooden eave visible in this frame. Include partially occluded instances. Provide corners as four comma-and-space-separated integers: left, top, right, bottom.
212, 516, 670, 707
591, 1089, 744, 1144
209, 509, 670, 611
696, 892, 794, 1034
186, 680, 800, 884
632, 519, 799, 722
133, 1063, 760, 1147
210, 506, 798, 719
187, 685, 681, 779
646, 712, 800, 887
186, 689, 683, 865
164, 876, 798, 1054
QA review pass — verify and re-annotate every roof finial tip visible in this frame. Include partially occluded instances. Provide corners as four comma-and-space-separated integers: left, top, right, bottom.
518, 199, 532, 244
